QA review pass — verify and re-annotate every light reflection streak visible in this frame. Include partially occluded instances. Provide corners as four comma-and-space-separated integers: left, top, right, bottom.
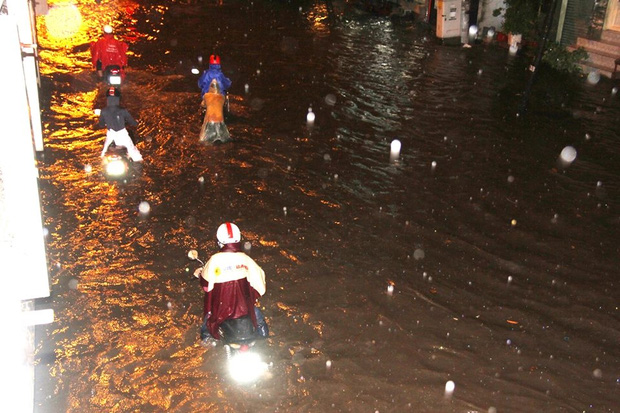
305, 3, 331, 34
44, 2, 82, 39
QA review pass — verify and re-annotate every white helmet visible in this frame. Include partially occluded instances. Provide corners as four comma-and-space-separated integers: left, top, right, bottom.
103, 25, 113, 34
216, 222, 241, 247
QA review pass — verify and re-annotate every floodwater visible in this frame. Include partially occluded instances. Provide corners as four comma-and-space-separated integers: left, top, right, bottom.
34, 0, 619, 412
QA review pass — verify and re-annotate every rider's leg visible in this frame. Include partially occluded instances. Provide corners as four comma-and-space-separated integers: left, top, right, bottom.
254, 306, 269, 338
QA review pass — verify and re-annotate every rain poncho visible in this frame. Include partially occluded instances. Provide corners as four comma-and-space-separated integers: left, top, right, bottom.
90, 33, 128, 71
198, 63, 232, 96
199, 81, 231, 144
200, 242, 266, 339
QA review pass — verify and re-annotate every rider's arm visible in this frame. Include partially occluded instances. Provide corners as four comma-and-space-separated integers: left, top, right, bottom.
222, 75, 232, 91
90, 41, 100, 67
96, 111, 107, 129
124, 110, 138, 128
119, 41, 129, 68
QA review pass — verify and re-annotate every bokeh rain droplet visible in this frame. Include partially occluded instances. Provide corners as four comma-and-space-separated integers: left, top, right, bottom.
138, 201, 151, 215
324, 94, 337, 106
560, 146, 577, 165
306, 107, 315, 123
587, 71, 600, 85
413, 249, 425, 260
390, 139, 401, 163
444, 380, 455, 398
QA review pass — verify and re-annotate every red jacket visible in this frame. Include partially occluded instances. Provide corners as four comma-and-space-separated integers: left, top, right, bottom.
200, 243, 266, 339
90, 34, 128, 69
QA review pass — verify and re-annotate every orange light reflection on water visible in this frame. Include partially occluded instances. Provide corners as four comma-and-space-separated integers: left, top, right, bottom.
305, 3, 331, 34
36, 0, 152, 75
37, 1, 239, 409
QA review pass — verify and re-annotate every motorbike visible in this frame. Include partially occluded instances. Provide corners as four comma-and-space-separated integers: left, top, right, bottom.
101, 144, 130, 180
103, 64, 123, 97
187, 249, 269, 383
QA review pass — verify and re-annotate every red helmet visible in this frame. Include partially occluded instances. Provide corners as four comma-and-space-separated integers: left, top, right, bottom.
209, 55, 221, 65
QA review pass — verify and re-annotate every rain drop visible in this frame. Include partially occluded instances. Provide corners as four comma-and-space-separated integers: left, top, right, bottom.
243, 241, 252, 251
507, 276, 513, 284
560, 146, 577, 164
197, 56, 203, 64
390, 139, 401, 162
42, 227, 49, 237
587, 71, 600, 85
167, 302, 172, 309
84, 164, 92, 173
324, 94, 337, 106
306, 107, 315, 123
283, 206, 288, 216
444, 380, 455, 398
191, 68, 199, 75
431, 161, 437, 169
198, 176, 205, 184
326, 360, 332, 369
138, 201, 151, 214
244, 83, 249, 93
413, 249, 425, 260
507, 175, 514, 183
612, 86, 618, 95
68, 279, 79, 290
387, 284, 394, 296
511, 219, 517, 226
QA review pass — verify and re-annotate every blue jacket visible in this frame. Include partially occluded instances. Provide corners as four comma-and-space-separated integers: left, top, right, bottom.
198, 64, 232, 96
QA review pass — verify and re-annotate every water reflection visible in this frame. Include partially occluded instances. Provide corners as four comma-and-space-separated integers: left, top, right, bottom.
36, 0, 619, 412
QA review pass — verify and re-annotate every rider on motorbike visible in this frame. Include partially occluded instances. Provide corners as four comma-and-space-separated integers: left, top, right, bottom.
90, 25, 129, 79
199, 79, 231, 144
198, 55, 232, 97
98, 95, 143, 162
198, 222, 269, 345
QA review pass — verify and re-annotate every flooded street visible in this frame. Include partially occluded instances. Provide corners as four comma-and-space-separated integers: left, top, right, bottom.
34, 0, 619, 412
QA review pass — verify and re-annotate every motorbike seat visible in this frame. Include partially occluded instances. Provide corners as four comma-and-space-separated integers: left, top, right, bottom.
219, 314, 257, 344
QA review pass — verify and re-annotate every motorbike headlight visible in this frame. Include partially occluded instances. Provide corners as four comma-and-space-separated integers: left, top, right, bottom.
104, 156, 128, 177
228, 351, 267, 384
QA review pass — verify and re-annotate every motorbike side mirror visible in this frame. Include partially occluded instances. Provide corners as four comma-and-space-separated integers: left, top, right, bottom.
188, 249, 199, 260
94, 109, 101, 116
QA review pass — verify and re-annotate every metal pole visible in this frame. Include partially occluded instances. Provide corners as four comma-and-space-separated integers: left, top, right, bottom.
518, 0, 560, 116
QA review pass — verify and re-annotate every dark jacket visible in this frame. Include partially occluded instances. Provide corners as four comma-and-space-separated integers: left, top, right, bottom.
198, 64, 232, 96
98, 96, 137, 131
